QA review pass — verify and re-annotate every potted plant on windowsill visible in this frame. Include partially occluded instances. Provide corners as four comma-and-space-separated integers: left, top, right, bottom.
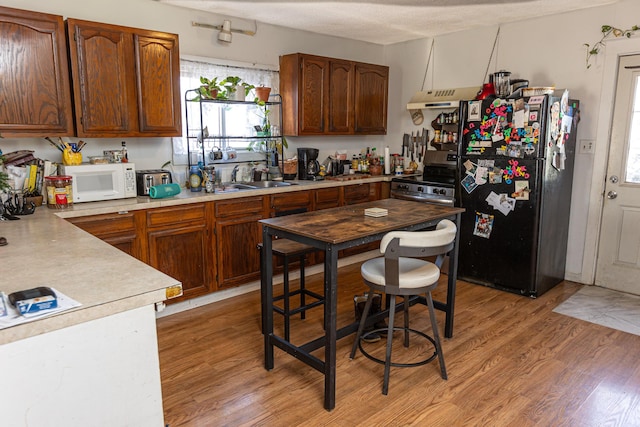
196, 76, 223, 100
221, 76, 254, 101
254, 85, 271, 103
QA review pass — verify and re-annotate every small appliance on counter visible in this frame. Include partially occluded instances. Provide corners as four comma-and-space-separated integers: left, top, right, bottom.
135, 169, 172, 196
58, 163, 136, 203
297, 147, 321, 180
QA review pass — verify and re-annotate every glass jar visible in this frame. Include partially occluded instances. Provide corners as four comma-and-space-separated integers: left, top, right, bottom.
45, 176, 73, 209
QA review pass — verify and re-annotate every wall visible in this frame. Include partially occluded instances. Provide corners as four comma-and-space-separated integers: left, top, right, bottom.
385, 0, 640, 282
2, 0, 640, 281
0, 0, 387, 173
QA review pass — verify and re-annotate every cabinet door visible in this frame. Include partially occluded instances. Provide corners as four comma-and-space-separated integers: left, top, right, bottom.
134, 32, 181, 135
313, 187, 341, 210
299, 55, 327, 134
343, 183, 371, 205
327, 60, 354, 134
67, 19, 181, 138
270, 191, 311, 216
354, 63, 388, 134
280, 53, 327, 135
215, 197, 267, 289
147, 203, 215, 301
0, 6, 73, 136
67, 19, 136, 136
67, 210, 145, 260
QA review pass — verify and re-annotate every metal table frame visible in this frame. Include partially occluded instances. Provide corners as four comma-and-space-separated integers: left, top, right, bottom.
260, 201, 462, 410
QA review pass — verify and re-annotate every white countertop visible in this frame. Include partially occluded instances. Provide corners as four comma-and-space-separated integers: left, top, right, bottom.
0, 175, 397, 345
0, 207, 176, 345
56, 175, 397, 218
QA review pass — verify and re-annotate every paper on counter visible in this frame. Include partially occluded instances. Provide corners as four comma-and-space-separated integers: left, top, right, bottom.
0, 288, 81, 330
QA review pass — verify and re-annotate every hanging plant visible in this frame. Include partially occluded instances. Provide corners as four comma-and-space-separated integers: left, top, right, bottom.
585, 24, 640, 69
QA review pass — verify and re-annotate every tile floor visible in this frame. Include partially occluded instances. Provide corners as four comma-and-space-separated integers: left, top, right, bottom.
553, 285, 640, 336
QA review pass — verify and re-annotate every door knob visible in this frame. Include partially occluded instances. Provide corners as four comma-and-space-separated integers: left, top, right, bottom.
610, 175, 619, 183
607, 190, 618, 199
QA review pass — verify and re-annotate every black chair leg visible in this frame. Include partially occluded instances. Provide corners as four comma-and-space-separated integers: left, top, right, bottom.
403, 296, 410, 347
382, 294, 396, 395
350, 292, 375, 359
426, 291, 447, 380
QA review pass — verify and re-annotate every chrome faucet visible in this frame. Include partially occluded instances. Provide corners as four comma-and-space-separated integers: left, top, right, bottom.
231, 165, 240, 182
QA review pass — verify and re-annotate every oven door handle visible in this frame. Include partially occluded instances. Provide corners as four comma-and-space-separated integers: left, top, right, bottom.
390, 192, 455, 206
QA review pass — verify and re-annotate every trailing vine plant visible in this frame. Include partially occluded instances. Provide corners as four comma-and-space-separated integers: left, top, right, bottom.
585, 25, 640, 69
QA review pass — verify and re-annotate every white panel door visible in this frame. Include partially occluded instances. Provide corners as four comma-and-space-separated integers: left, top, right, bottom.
596, 54, 640, 295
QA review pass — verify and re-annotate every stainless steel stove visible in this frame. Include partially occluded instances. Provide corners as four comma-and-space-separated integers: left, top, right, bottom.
390, 151, 457, 206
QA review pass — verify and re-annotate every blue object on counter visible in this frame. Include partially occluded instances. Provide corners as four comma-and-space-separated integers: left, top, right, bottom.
149, 183, 181, 199
189, 164, 203, 192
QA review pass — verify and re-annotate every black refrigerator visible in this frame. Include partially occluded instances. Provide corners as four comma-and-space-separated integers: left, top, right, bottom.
456, 91, 580, 297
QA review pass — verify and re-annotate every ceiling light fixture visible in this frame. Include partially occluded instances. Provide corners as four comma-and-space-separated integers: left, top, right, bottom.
192, 20, 257, 44
218, 20, 232, 43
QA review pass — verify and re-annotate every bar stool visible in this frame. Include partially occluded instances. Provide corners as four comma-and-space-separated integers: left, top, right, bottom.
258, 239, 324, 341
350, 219, 457, 395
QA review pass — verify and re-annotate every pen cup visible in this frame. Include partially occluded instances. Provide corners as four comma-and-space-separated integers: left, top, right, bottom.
62, 148, 82, 166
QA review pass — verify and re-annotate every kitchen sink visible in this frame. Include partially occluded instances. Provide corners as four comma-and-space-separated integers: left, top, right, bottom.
248, 181, 297, 188
230, 183, 258, 190
218, 181, 298, 191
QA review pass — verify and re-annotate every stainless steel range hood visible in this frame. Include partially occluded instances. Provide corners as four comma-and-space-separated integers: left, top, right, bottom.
407, 86, 481, 110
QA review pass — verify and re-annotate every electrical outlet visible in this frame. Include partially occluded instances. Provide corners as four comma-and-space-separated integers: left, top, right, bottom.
579, 139, 594, 154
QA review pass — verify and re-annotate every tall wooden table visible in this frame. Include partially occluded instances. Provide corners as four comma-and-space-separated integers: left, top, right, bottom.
260, 199, 464, 410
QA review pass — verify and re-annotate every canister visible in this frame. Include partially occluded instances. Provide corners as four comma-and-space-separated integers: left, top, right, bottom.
45, 176, 73, 209
189, 165, 202, 192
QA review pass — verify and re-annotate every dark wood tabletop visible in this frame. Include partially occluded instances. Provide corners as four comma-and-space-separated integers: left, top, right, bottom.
260, 198, 465, 245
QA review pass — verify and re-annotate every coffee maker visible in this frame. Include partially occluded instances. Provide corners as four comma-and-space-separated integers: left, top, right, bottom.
297, 147, 320, 180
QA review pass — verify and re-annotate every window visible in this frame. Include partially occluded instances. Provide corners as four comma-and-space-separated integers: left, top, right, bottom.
626, 74, 640, 183
172, 57, 279, 164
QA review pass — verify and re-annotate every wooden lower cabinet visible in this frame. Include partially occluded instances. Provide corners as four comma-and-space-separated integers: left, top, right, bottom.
67, 210, 146, 260
146, 203, 215, 302
270, 191, 311, 217
214, 196, 268, 289
313, 187, 341, 210
67, 181, 390, 302
343, 182, 371, 205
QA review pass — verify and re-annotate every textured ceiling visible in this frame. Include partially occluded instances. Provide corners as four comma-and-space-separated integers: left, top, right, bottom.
158, 0, 618, 45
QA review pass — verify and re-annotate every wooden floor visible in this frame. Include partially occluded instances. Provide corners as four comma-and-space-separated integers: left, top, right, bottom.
157, 263, 640, 426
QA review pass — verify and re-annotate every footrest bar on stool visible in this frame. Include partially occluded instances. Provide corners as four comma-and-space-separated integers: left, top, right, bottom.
358, 327, 438, 368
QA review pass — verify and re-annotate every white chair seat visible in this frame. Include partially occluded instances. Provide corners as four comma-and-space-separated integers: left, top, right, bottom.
361, 257, 440, 289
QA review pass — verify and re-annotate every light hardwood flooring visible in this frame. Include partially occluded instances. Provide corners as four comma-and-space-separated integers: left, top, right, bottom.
157, 263, 640, 426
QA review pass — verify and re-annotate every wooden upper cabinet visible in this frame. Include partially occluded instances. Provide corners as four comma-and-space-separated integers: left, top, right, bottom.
327, 59, 354, 134
67, 19, 181, 137
354, 63, 388, 134
298, 55, 326, 134
0, 6, 73, 137
280, 53, 386, 136
67, 20, 134, 135
134, 33, 181, 134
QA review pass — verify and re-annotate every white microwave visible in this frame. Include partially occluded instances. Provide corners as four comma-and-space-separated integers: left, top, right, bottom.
58, 163, 137, 203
